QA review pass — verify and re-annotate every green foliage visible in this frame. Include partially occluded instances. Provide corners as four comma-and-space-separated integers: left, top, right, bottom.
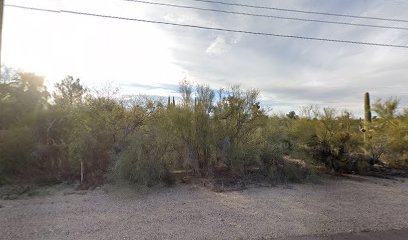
114, 127, 176, 186
65, 96, 136, 184
0, 127, 35, 178
1, 67, 407, 187
286, 111, 298, 119
212, 87, 267, 171
373, 97, 399, 120
283, 108, 362, 173
53, 76, 87, 108
0, 70, 51, 182
0, 71, 49, 130
370, 98, 408, 168
355, 160, 370, 174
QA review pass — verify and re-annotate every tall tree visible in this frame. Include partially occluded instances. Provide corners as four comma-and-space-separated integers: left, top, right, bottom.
0, 71, 49, 129
53, 76, 87, 108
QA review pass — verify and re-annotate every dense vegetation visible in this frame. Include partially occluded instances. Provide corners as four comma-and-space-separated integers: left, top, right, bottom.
1, 67, 407, 187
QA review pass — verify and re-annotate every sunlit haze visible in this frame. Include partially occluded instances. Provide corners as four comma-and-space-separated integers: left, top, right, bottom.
3, 0, 408, 114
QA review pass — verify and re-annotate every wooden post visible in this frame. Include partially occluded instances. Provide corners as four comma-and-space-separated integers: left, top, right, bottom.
80, 160, 84, 184
0, 0, 4, 73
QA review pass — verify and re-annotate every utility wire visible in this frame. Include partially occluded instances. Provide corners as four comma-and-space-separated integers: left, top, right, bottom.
6, 4, 60, 13
124, 0, 408, 31
186, 0, 408, 23
5, 4, 408, 49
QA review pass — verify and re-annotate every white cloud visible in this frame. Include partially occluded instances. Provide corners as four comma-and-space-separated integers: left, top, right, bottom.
206, 35, 227, 56
3, 0, 408, 115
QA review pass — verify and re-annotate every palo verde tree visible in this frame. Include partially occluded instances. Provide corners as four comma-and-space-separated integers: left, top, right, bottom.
0, 69, 51, 182
53, 76, 87, 108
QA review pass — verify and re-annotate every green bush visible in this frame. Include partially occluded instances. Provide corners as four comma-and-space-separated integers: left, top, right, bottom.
2, 69, 407, 186
356, 161, 370, 174
113, 127, 176, 187
0, 127, 36, 179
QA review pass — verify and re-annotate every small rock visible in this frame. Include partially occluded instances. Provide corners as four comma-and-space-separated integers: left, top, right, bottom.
63, 191, 87, 196
8, 194, 19, 200
181, 176, 192, 184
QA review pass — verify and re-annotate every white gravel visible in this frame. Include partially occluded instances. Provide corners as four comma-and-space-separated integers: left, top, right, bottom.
1, 176, 407, 240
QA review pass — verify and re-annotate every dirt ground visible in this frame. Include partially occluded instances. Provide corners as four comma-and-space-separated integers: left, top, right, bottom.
0, 175, 407, 240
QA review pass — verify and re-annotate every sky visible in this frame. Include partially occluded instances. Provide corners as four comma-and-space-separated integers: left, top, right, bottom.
3, 0, 408, 115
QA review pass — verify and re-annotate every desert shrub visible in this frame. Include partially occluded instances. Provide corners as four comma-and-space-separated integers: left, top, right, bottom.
281, 162, 310, 183
3, 68, 407, 186
287, 118, 319, 160
355, 161, 370, 174
369, 99, 408, 168
264, 116, 292, 153
0, 127, 36, 180
66, 96, 142, 185
113, 127, 176, 187
212, 87, 267, 172
262, 155, 310, 183
386, 157, 408, 169
300, 109, 363, 172
261, 148, 284, 180
258, 138, 310, 183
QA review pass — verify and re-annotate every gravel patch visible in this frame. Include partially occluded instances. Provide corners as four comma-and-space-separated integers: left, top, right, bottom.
0, 176, 407, 240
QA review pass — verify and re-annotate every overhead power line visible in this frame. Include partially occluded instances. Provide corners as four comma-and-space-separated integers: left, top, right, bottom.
6, 4, 60, 13
5, 4, 408, 49
186, 0, 408, 23
124, 0, 408, 31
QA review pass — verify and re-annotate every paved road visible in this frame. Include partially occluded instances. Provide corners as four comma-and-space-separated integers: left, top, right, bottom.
274, 229, 408, 240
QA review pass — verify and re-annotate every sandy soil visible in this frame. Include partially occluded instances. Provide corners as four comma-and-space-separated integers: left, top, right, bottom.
1, 176, 407, 240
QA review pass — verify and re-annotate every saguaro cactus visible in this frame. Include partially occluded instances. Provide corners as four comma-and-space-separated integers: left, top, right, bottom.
364, 92, 372, 124
363, 92, 372, 143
